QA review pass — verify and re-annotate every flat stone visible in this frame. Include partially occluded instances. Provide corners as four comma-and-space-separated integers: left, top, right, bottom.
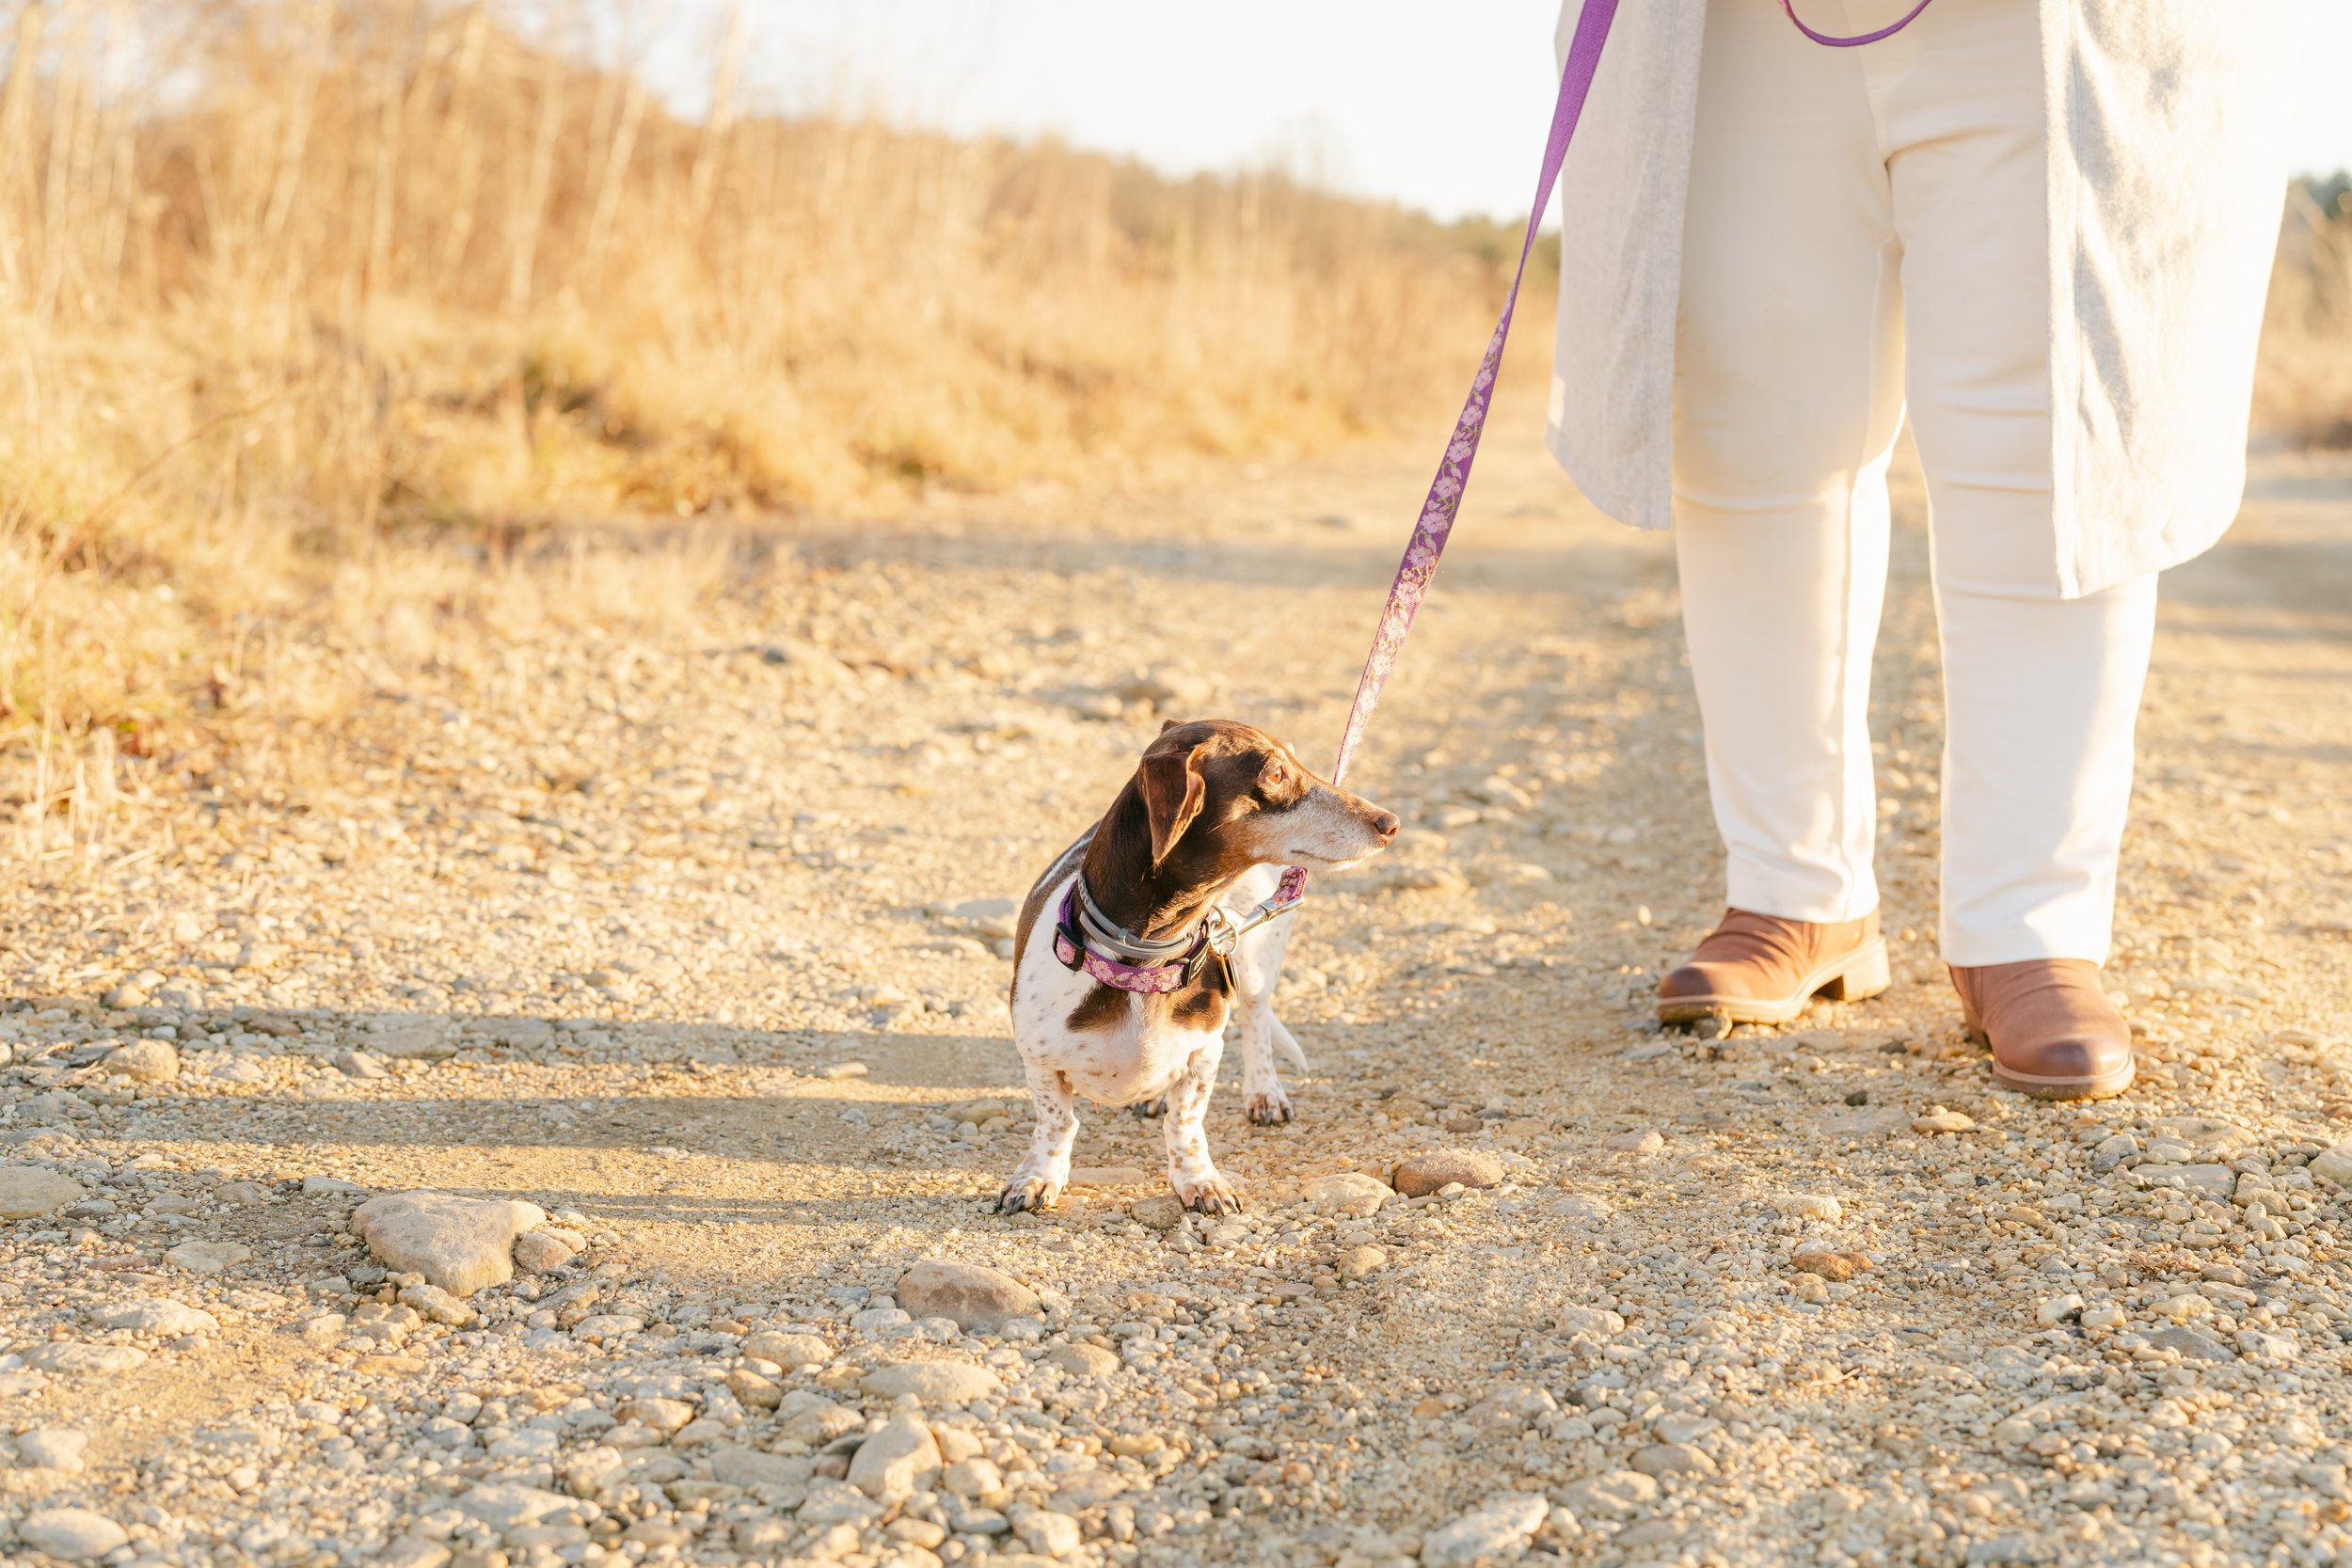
350, 1191, 548, 1296
398, 1282, 476, 1326
89, 1298, 217, 1336
456, 1481, 578, 1531
895, 1259, 1041, 1331
1605, 1129, 1666, 1155
1046, 1342, 1121, 1378
1548, 1193, 1615, 1223
707, 1445, 815, 1491
1010, 1505, 1082, 1558
1775, 1194, 1844, 1222
1555, 1305, 1626, 1337
615, 1398, 694, 1432
1464, 1386, 1558, 1428
511, 1229, 577, 1274
15, 1428, 89, 1470
1303, 1171, 1393, 1216
860, 1360, 1003, 1404
2150, 1116, 2258, 1154
2137, 1163, 2237, 1198
742, 1330, 831, 1367
17, 1507, 129, 1560
0, 1166, 85, 1219
1791, 1248, 1870, 1280
102, 1038, 179, 1083
167, 1240, 251, 1275
2151, 1324, 2236, 1362
2310, 1140, 2352, 1187
847, 1411, 941, 1501
1632, 1441, 1718, 1479
1914, 1107, 1978, 1133
24, 1343, 148, 1375
1563, 1469, 1660, 1520
1421, 1495, 1549, 1568
1391, 1149, 1504, 1197
1339, 1244, 1388, 1280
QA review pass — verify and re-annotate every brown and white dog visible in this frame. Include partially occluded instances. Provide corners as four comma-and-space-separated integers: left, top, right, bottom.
1000, 720, 1399, 1214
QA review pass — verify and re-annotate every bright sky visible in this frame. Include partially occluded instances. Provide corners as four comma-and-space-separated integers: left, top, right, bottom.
631, 1, 2352, 224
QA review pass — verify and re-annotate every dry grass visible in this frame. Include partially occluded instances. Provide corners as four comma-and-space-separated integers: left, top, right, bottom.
0, 2, 2342, 865
2255, 179, 2352, 449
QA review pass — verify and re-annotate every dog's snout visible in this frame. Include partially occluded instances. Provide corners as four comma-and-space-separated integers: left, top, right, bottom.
1368, 809, 1401, 843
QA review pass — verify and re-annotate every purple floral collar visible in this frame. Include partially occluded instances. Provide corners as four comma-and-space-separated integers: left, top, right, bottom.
1052, 881, 1210, 994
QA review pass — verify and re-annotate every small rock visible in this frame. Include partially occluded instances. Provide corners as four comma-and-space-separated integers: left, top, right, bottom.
17, 1507, 129, 1560
1631, 1441, 1718, 1479
848, 1411, 942, 1502
511, 1230, 578, 1275
349, 1191, 548, 1296
300, 1175, 365, 1197
1548, 1193, 1615, 1223
2081, 1303, 2127, 1331
1464, 1386, 1558, 1428
1339, 1244, 1389, 1281
1775, 1194, 1844, 1223
333, 1050, 389, 1080
1392, 1149, 1504, 1197
2035, 1294, 2084, 1326
1046, 1343, 1121, 1378
455, 1481, 578, 1531
0, 1165, 86, 1219
615, 1398, 694, 1433
860, 1360, 1004, 1404
166, 1240, 251, 1275
1421, 1494, 1549, 1568
1791, 1248, 1870, 1280
1303, 1171, 1393, 1217
1604, 1129, 1665, 1155
1914, 1107, 1978, 1133
14, 1428, 89, 1470
944, 1456, 1005, 1497
742, 1330, 831, 1368
1562, 1470, 1660, 1520
90, 1298, 217, 1336
1129, 1195, 1185, 1230
2309, 1141, 2352, 1187
1010, 1504, 1083, 1558
1554, 1305, 1625, 1337
896, 1259, 1041, 1331
102, 1038, 179, 1083
398, 1281, 477, 1326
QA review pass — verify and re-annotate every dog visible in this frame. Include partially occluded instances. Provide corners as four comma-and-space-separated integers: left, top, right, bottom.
998, 719, 1399, 1214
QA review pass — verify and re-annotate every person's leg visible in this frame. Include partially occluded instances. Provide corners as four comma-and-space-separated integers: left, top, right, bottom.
1672, 0, 1905, 927
1877, 0, 2159, 969
1878, 0, 2149, 1095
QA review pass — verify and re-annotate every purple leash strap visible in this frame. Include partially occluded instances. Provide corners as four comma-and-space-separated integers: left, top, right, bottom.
1776, 0, 1936, 47
1272, 0, 1935, 911
1274, 0, 1619, 910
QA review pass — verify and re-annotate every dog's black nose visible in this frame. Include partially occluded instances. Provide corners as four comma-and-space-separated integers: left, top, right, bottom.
1370, 811, 1401, 843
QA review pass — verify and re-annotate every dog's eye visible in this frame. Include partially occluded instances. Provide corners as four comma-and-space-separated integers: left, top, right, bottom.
1261, 761, 1287, 792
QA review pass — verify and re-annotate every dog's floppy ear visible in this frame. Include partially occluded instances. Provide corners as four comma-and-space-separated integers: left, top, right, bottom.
1138, 740, 1209, 867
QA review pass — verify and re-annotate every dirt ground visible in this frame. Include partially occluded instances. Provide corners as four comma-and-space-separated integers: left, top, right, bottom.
1, 420, 2349, 1568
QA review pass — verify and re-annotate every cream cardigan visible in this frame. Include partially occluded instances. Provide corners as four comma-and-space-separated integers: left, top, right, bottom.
1546, 0, 2311, 597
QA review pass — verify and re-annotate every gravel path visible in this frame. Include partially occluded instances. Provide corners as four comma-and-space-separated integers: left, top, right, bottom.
1, 428, 2348, 1568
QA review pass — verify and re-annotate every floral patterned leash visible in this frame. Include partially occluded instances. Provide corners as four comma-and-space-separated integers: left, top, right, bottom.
1269, 0, 1621, 916
1270, 0, 1938, 918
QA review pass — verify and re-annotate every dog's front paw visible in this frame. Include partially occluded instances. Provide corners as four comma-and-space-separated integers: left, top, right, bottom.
1172, 1170, 1244, 1215
1129, 1097, 1168, 1118
993, 1174, 1065, 1214
1244, 1089, 1294, 1126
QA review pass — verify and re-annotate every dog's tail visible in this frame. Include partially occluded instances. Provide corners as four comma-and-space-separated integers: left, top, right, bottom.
1268, 1015, 1311, 1074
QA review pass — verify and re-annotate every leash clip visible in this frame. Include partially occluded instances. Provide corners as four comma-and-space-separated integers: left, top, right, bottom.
1202, 892, 1304, 958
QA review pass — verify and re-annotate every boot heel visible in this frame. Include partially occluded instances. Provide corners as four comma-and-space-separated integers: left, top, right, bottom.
1820, 938, 1890, 1003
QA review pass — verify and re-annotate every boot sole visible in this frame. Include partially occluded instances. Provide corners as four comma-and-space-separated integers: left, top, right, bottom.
1964, 1024, 2138, 1101
1656, 937, 1890, 1026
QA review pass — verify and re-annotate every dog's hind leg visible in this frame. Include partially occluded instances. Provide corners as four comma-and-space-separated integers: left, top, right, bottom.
1163, 1037, 1241, 1213
996, 1063, 1078, 1213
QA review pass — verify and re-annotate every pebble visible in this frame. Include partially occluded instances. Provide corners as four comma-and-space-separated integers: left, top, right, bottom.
456, 1481, 579, 1531
1914, 1107, 1978, 1133
16, 1507, 129, 1561
1604, 1129, 1666, 1155
510, 1230, 577, 1274
895, 1258, 1041, 1330
847, 1412, 941, 1501
2310, 1141, 2352, 1186
2151, 1325, 2236, 1362
349, 1191, 548, 1296
1338, 1244, 1389, 1280
1775, 1193, 1844, 1222
24, 1343, 148, 1375
1010, 1505, 1082, 1559
860, 1360, 1004, 1404
2034, 1294, 2085, 1326
1391, 1149, 1504, 1197
1303, 1171, 1393, 1216
1790, 1248, 1870, 1280
0, 1165, 86, 1219
1548, 1193, 1615, 1223
1128, 1195, 1185, 1230
1631, 1441, 1719, 1479
1421, 1494, 1549, 1568
1563, 1470, 1660, 1519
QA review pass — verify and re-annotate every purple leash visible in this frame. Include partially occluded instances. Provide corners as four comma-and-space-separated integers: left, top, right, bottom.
1273, 0, 1938, 915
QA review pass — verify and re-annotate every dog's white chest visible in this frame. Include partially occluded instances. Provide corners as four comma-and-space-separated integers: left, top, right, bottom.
1011, 871, 1219, 1105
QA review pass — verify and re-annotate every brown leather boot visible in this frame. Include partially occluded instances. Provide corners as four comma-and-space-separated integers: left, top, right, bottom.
1948, 959, 2135, 1100
1658, 908, 1889, 1025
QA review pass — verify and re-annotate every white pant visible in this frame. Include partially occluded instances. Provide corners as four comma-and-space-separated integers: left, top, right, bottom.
1671, 0, 2158, 967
